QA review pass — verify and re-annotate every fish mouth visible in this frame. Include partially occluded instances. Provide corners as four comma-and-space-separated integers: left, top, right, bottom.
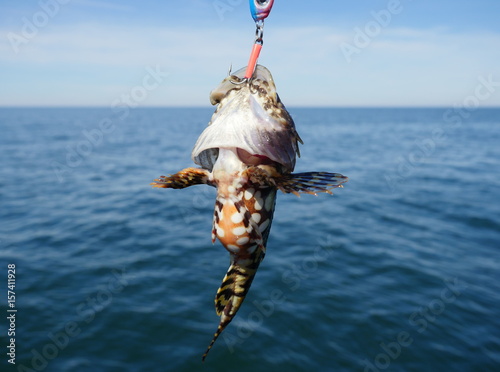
192, 65, 302, 173
209, 65, 277, 106
236, 148, 280, 167
192, 147, 281, 175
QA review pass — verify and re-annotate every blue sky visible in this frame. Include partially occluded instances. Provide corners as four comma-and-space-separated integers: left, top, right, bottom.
1, 0, 500, 107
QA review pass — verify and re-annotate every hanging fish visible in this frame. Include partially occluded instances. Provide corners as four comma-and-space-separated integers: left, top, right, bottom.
151, 65, 348, 361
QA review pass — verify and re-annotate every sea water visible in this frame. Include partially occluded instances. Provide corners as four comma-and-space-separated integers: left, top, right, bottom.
0, 107, 499, 371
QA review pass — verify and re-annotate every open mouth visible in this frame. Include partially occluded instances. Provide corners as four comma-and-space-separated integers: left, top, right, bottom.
236, 148, 278, 167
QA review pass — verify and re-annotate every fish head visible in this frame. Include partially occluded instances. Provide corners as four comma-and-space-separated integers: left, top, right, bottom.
208, 64, 277, 106
192, 65, 302, 174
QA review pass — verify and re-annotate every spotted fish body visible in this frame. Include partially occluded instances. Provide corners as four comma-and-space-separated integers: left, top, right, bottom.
151, 65, 347, 361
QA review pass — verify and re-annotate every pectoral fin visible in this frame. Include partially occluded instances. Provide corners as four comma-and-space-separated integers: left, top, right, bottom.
275, 172, 348, 196
151, 167, 211, 189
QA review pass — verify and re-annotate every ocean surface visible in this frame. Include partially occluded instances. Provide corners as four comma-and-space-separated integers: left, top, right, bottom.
0, 107, 499, 372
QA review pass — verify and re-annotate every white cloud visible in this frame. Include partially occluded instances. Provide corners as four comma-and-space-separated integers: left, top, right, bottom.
1, 23, 500, 106
71, 0, 134, 11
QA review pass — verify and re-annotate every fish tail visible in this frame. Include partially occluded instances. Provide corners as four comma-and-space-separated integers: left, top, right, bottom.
202, 248, 265, 361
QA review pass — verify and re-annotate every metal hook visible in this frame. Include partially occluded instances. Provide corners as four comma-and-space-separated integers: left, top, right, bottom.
227, 64, 248, 84
229, 76, 248, 86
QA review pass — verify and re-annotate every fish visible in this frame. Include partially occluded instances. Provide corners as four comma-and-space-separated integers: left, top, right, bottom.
151, 65, 348, 361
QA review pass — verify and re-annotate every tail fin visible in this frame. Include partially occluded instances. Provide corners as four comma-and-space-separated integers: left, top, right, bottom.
202, 248, 265, 361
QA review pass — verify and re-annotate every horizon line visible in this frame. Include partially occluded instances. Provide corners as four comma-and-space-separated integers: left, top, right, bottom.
1, 105, 500, 109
